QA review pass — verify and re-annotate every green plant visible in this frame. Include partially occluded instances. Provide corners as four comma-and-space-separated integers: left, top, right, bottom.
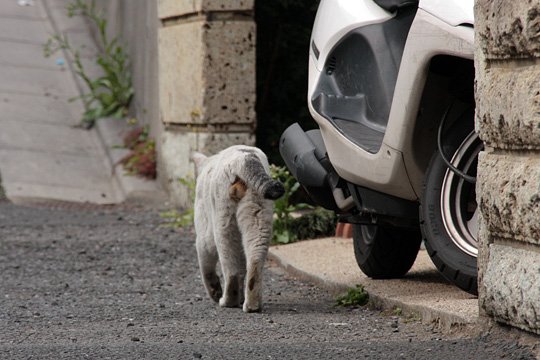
121, 139, 156, 179
402, 312, 422, 324
270, 165, 312, 244
160, 177, 196, 228
335, 285, 369, 307
43, 0, 133, 128
123, 124, 149, 149
289, 207, 337, 241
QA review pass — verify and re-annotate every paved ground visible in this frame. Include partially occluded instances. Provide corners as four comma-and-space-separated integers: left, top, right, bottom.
270, 238, 479, 331
0, 200, 536, 359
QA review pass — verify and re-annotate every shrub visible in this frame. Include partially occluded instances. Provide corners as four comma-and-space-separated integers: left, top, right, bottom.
270, 165, 336, 244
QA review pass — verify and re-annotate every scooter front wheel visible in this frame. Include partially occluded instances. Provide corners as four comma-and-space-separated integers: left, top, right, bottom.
421, 122, 482, 295
352, 225, 422, 279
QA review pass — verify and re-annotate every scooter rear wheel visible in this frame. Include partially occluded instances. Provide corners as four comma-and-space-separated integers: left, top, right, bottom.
352, 224, 422, 278
420, 118, 482, 295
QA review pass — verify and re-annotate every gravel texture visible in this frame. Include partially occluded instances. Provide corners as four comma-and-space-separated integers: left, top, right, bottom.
0, 201, 536, 359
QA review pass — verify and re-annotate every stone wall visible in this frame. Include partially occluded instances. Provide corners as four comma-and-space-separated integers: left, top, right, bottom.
157, 0, 256, 206
475, 0, 540, 334
94, 0, 256, 206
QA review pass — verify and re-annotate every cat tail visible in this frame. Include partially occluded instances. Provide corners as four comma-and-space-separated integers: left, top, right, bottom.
238, 154, 285, 200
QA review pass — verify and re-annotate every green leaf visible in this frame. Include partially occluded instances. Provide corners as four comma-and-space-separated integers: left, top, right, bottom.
275, 231, 291, 244
335, 285, 369, 307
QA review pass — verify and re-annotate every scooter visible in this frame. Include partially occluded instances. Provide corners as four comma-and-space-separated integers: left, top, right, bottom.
280, 0, 479, 294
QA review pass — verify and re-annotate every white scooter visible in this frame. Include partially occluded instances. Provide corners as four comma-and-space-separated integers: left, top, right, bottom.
280, 0, 479, 294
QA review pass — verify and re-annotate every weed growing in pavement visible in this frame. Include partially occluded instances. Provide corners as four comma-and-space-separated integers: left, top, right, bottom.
401, 311, 422, 324
335, 284, 369, 307
381, 306, 422, 323
160, 177, 196, 228
43, 0, 133, 128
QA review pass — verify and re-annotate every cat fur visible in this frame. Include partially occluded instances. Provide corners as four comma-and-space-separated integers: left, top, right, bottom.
192, 145, 284, 312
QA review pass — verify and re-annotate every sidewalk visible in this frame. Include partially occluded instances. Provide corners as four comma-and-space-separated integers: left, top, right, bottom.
269, 237, 479, 332
0, 0, 163, 205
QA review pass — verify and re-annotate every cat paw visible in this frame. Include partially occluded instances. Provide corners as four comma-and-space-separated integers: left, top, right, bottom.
242, 302, 261, 313
209, 287, 222, 303
219, 297, 238, 308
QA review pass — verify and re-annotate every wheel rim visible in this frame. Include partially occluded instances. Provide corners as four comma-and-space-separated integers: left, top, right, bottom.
440, 132, 483, 258
360, 225, 377, 246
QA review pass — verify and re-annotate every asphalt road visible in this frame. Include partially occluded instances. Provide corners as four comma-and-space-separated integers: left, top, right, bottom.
0, 201, 535, 359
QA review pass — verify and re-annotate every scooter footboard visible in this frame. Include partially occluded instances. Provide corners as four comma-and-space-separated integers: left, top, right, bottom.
279, 123, 339, 211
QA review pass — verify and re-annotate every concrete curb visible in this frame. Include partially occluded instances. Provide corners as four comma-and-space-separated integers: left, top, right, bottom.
268, 237, 480, 333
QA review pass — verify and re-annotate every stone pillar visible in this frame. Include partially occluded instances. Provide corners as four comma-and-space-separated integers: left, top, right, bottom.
157, 0, 256, 206
475, 1, 540, 334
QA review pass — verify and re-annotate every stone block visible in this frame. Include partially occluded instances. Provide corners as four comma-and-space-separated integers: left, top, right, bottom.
481, 244, 540, 334
160, 130, 254, 207
158, 0, 253, 19
158, 20, 255, 126
476, 0, 540, 59
476, 152, 540, 245
475, 65, 540, 149
159, 22, 205, 125
203, 20, 256, 125
476, 211, 491, 317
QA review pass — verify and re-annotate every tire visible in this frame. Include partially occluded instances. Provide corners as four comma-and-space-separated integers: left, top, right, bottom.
420, 113, 482, 295
352, 224, 422, 278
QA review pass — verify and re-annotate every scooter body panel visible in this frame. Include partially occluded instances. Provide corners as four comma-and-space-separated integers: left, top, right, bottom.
311, 0, 393, 72
306, 1, 474, 201
384, 9, 474, 197
419, 0, 474, 26
280, 0, 480, 294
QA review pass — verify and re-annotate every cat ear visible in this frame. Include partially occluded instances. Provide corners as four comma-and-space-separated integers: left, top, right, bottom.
191, 151, 208, 170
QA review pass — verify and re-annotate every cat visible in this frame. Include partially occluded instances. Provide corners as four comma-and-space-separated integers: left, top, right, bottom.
191, 145, 285, 313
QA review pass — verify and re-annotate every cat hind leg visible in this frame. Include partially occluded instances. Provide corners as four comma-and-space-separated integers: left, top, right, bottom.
237, 201, 273, 313
196, 236, 222, 302
216, 226, 245, 308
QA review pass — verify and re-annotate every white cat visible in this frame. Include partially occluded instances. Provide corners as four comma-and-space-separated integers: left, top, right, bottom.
192, 145, 284, 312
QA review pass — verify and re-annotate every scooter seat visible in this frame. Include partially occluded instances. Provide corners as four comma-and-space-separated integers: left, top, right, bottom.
373, 0, 418, 12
